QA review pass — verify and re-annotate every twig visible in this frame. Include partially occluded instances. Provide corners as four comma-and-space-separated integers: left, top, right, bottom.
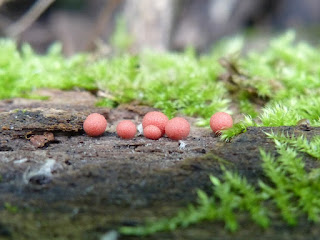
5, 0, 56, 38
85, 0, 123, 51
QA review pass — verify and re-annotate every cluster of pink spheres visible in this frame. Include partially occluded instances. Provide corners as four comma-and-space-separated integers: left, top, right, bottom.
83, 111, 233, 139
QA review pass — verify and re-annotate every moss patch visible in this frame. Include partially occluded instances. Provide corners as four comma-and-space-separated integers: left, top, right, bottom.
120, 131, 320, 236
2, 30, 320, 238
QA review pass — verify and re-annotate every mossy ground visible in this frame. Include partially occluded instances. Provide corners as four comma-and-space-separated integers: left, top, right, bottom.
1, 31, 320, 238
1, 31, 320, 128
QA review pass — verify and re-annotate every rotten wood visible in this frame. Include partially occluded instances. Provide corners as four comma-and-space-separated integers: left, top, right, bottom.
0, 90, 319, 239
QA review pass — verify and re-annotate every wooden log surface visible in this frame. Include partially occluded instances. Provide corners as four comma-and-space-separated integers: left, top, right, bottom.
0, 90, 319, 239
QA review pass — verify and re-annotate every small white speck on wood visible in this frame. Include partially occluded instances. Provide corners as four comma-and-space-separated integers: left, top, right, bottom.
13, 158, 29, 165
179, 140, 186, 150
137, 123, 144, 135
23, 159, 62, 184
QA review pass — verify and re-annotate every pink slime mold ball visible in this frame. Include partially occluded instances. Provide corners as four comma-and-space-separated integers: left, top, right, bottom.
165, 117, 190, 140
116, 120, 137, 139
142, 111, 168, 135
83, 113, 107, 137
210, 112, 233, 134
144, 125, 162, 140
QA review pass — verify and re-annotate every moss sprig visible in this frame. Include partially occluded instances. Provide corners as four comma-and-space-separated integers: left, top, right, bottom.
120, 132, 320, 236
265, 131, 320, 159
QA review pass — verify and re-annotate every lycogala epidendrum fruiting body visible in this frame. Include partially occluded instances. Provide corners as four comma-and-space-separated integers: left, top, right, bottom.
83, 113, 107, 137
210, 112, 233, 134
165, 117, 190, 140
142, 111, 168, 135
116, 120, 137, 139
143, 125, 162, 140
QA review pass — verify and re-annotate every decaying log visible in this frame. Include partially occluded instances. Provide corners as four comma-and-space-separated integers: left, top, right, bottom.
0, 90, 319, 239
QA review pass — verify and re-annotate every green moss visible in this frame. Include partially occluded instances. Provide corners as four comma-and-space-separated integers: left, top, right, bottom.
0, 30, 320, 134
120, 132, 320, 236
95, 98, 118, 108
110, 16, 134, 53
238, 98, 258, 118
221, 115, 256, 141
136, 49, 228, 120
4, 202, 18, 214
0, 40, 96, 99
1, 30, 320, 237
265, 131, 320, 159
217, 31, 320, 139
259, 140, 320, 224
220, 122, 247, 142
0, 37, 237, 122
2, 31, 320, 132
